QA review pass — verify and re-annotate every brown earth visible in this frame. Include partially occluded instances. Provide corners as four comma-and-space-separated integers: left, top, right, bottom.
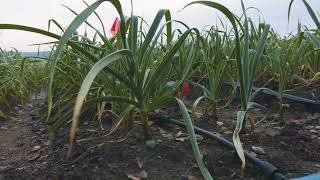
0, 95, 319, 179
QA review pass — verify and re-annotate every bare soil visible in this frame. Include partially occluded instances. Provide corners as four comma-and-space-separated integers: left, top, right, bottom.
0, 94, 319, 179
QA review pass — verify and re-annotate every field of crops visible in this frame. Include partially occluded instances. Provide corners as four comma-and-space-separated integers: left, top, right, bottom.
0, 0, 319, 179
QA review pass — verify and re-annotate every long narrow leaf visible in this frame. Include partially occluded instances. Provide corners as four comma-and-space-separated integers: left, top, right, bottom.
233, 111, 246, 174
69, 49, 132, 150
176, 98, 213, 180
48, 0, 106, 121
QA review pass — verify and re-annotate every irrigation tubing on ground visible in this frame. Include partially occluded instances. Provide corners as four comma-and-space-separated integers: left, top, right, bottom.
224, 81, 320, 106
190, 76, 320, 106
153, 113, 287, 180
250, 86, 320, 106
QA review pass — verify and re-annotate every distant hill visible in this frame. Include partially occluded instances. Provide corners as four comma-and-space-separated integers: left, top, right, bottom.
20, 51, 51, 58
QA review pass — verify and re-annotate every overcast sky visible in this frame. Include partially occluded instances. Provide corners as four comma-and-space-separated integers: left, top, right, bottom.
0, 0, 319, 51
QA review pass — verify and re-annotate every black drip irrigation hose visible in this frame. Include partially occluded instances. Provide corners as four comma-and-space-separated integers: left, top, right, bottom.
223, 81, 320, 106
191, 77, 320, 106
250, 86, 320, 106
153, 113, 287, 180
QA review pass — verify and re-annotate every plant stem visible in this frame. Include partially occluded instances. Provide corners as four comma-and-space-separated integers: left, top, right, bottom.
140, 111, 151, 139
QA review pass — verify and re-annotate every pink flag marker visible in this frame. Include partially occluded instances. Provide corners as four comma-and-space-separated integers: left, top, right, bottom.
110, 17, 120, 37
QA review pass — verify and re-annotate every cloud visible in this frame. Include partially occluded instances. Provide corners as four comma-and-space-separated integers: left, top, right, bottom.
0, 0, 319, 51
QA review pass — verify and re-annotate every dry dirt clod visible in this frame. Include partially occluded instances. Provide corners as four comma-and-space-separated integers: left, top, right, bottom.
251, 146, 265, 155
308, 113, 320, 120
39, 155, 48, 161
162, 132, 174, 139
137, 170, 148, 178
309, 130, 318, 133
127, 170, 148, 180
145, 139, 157, 149
265, 128, 281, 137
175, 131, 184, 137
28, 153, 40, 161
280, 141, 287, 146
127, 174, 139, 180
216, 121, 224, 127
175, 137, 188, 142
175, 131, 189, 142
306, 126, 314, 130
223, 130, 233, 135
30, 145, 41, 152
187, 175, 200, 180
0, 165, 10, 172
